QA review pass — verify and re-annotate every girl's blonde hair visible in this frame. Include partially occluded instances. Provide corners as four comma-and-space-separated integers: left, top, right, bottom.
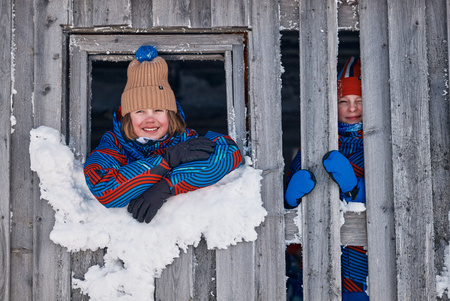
121, 110, 186, 140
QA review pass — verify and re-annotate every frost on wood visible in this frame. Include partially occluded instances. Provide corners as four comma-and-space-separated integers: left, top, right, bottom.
436, 213, 450, 298
29, 125, 266, 300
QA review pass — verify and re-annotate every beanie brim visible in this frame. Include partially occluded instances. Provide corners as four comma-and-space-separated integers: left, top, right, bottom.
121, 85, 177, 116
338, 77, 361, 99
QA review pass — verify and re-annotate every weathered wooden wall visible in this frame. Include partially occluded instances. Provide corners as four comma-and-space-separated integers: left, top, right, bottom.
1, 0, 449, 300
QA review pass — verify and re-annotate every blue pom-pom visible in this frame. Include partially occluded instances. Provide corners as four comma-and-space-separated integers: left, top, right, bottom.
135, 46, 158, 63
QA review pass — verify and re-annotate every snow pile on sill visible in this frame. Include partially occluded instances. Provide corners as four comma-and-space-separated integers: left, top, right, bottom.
29, 125, 266, 301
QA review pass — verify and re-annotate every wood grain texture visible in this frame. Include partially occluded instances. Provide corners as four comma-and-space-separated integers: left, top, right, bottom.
93, 0, 130, 26
280, 0, 299, 30
248, 0, 286, 299
298, 0, 341, 299
427, 3, 450, 300
0, 0, 11, 299
338, 1, 359, 30
190, 0, 212, 28
73, 0, 94, 27
359, 0, 397, 299
156, 247, 194, 301
193, 239, 216, 300
152, 0, 191, 27
388, 0, 436, 299
211, 0, 249, 28
10, 0, 35, 299
130, 0, 153, 29
33, 1, 72, 299
68, 44, 106, 301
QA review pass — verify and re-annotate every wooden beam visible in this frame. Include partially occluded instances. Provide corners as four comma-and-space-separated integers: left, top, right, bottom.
299, 0, 341, 299
10, 0, 35, 298
0, 0, 12, 299
33, 0, 71, 299
388, 0, 436, 299
428, 0, 450, 287
359, 0, 397, 299
247, 0, 286, 299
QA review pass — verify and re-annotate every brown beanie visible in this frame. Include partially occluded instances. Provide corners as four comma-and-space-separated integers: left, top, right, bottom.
121, 51, 176, 117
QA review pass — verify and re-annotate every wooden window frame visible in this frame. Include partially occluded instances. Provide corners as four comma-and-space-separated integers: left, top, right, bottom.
66, 33, 247, 160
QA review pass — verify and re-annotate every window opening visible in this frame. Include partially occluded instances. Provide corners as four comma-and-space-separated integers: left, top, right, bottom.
91, 59, 227, 150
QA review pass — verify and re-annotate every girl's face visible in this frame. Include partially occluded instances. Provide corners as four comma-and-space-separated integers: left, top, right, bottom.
130, 109, 169, 139
338, 94, 363, 124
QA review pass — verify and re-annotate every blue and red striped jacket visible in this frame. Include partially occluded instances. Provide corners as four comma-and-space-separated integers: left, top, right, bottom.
84, 107, 242, 208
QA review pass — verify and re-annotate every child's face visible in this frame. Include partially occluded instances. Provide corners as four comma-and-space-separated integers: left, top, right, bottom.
130, 109, 169, 139
338, 94, 363, 124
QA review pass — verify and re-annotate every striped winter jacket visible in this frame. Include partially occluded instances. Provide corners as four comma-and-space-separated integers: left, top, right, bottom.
286, 122, 368, 295
84, 107, 242, 208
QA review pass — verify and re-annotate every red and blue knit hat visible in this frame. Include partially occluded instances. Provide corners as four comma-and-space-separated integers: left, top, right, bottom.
337, 57, 361, 99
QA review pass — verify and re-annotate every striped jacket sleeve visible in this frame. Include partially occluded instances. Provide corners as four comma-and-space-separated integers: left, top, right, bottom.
166, 132, 243, 195
84, 132, 171, 208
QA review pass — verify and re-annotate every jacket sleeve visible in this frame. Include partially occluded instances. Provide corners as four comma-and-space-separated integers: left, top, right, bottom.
166, 132, 243, 195
84, 132, 171, 208
285, 147, 302, 187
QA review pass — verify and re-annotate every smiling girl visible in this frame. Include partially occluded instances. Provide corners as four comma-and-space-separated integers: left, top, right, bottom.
84, 46, 242, 223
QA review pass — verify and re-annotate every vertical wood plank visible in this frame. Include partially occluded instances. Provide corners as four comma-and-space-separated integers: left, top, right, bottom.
93, 0, 131, 26
337, 1, 359, 30
428, 2, 450, 299
388, 0, 436, 299
193, 239, 216, 300
190, 0, 211, 28
10, 0, 35, 299
216, 44, 254, 301
73, 0, 94, 27
68, 44, 106, 301
131, 0, 153, 29
248, 0, 286, 299
0, 0, 12, 300
152, 0, 191, 27
358, 0, 397, 299
216, 242, 255, 301
155, 248, 194, 300
280, 0, 299, 30
211, 0, 249, 27
225, 51, 235, 137
33, 0, 71, 300
299, 0, 341, 299
231, 44, 246, 153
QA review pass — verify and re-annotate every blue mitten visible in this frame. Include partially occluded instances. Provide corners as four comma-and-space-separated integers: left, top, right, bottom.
322, 150, 359, 200
340, 177, 365, 203
285, 170, 316, 208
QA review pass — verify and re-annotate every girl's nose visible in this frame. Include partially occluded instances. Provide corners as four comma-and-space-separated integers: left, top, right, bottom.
144, 111, 156, 120
349, 102, 358, 111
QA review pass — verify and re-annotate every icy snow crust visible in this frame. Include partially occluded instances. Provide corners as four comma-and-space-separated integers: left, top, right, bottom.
29, 125, 266, 300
